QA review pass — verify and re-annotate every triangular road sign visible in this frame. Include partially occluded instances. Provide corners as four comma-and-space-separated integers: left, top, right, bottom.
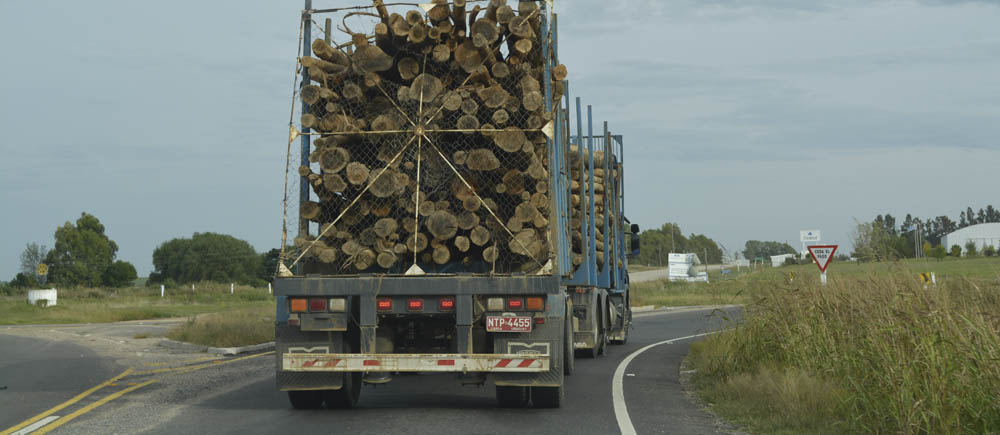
807, 245, 838, 273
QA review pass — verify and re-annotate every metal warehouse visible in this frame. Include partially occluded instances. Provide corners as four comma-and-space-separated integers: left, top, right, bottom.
941, 223, 1000, 254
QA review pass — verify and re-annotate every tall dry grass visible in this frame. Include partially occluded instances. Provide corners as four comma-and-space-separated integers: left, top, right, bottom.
691, 272, 1000, 434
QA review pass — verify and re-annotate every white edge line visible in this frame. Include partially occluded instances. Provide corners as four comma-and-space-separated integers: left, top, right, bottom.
612, 331, 721, 435
11, 415, 60, 435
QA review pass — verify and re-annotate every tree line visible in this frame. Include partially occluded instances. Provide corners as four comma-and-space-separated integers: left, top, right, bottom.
4, 212, 280, 294
854, 204, 999, 261
634, 222, 724, 265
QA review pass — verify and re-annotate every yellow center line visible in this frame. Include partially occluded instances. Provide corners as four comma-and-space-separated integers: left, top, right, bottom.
0, 369, 134, 435
31, 380, 158, 435
132, 351, 273, 377
142, 356, 221, 367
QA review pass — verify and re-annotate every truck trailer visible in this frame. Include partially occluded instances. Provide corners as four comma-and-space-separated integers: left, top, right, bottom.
273, 0, 639, 409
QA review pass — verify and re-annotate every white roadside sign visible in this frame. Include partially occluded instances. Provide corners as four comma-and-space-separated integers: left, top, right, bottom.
800, 230, 821, 243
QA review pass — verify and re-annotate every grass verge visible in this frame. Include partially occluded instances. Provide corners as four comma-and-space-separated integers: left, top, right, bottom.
688, 262, 1000, 434
166, 306, 275, 347
0, 282, 273, 325
631, 275, 754, 307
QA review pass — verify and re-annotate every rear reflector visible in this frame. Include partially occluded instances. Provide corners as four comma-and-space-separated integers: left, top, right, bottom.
439, 297, 455, 311
534, 317, 545, 325
407, 298, 424, 311
328, 298, 346, 312
309, 298, 327, 312
487, 297, 504, 311
377, 298, 392, 311
526, 297, 544, 311
290, 298, 307, 313
507, 298, 523, 310
437, 359, 455, 366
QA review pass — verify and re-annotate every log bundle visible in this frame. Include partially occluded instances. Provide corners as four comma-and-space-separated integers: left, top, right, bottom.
295, 1, 569, 274
568, 145, 619, 269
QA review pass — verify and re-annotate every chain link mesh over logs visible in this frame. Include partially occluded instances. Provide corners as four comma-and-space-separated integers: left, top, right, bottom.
280, 1, 568, 276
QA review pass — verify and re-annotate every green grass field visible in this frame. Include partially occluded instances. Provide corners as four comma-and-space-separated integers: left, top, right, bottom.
0, 283, 274, 325
687, 257, 1000, 434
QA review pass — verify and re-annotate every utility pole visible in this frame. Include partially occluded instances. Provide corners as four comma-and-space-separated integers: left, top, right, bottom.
671, 225, 676, 253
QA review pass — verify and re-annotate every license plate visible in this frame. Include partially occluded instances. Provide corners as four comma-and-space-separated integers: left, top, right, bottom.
486, 316, 532, 333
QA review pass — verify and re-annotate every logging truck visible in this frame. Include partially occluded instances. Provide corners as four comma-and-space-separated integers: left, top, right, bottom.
272, 0, 639, 409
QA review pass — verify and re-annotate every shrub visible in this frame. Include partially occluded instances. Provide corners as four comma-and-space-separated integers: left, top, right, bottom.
10, 273, 38, 289
932, 244, 947, 261
984, 245, 997, 257
965, 241, 978, 257
102, 260, 138, 288
951, 245, 962, 257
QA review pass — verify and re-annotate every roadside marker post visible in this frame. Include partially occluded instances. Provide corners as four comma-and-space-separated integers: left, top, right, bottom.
230, 283, 234, 295
268, 282, 272, 294
160, 285, 164, 298
807, 245, 838, 286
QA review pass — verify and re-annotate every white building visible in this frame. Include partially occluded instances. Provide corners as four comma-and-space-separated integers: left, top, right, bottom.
941, 223, 1000, 255
770, 254, 797, 267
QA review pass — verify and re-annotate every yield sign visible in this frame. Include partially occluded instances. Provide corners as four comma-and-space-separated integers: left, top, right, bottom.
807, 245, 838, 273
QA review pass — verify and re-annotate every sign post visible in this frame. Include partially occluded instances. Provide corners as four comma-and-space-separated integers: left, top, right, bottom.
807, 245, 838, 285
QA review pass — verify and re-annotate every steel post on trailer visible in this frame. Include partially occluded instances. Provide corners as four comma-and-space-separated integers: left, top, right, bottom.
299, 0, 313, 241
587, 106, 597, 285
597, 121, 610, 287
567, 96, 591, 286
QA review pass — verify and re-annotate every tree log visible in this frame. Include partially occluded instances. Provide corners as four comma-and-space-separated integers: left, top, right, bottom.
455, 236, 471, 253
471, 225, 491, 246
433, 245, 451, 264
346, 162, 370, 185
301, 201, 322, 221
427, 210, 458, 240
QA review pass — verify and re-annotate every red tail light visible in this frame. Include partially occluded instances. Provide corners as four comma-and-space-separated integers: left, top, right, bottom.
507, 298, 523, 310
407, 298, 424, 311
439, 297, 455, 311
309, 298, 327, 312
377, 298, 392, 311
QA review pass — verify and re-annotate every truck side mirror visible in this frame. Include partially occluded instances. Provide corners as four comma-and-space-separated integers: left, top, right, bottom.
630, 233, 641, 257
630, 224, 639, 234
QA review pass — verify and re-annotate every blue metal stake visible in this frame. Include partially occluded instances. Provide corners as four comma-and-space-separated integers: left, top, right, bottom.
587, 106, 597, 285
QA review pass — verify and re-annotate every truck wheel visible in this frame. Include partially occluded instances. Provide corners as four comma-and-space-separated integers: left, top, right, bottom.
596, 320, 608, 356
531, 385, 563, 408
324, 343, 362, 408
288, 390, 324, 409
496, 386, 529, 408
323, 372, 361, 408
563, 312, 575, 375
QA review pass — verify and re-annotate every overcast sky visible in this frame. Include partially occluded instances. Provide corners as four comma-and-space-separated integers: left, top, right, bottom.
2, 0, 999, 278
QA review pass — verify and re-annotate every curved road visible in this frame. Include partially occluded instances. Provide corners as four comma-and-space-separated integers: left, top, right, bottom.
2, 307, 739, 435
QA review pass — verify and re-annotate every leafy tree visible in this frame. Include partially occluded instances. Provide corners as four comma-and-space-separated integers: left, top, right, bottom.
102, 261, 137, 287
743, 240, 796, 260
932, 245, 947, 261
151, 232, 261, 285
984, 245, 997, 257
10, 272, 39, 289
259, 248, 282, 282
922, 241, 932, 258
19, 243, 50, 277
852, 221, 897, 262
964, 241, 978, 257
686, 234, 723, 264
636, 223, 689, 266
44, 213, 120, 287
951, 245, 962, 257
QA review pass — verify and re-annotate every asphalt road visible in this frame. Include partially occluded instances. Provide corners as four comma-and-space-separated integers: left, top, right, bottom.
1, 306, 741, 435
0, 334, 121, 431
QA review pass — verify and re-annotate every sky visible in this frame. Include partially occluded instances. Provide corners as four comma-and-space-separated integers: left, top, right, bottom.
1, 0, 999, 278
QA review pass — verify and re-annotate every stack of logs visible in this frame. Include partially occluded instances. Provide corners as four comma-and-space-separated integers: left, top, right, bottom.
568, 145, 617, 269
293, 0, 571, 273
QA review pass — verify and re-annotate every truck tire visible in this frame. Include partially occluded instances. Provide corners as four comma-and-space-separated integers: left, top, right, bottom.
563, 310, 575, 375
323, 372, 361, 408
288, 390, 324, 409
596, 314, 608, 356
531, 385, 563, 408
323, 343, 362, 408
496, 386, 529, 408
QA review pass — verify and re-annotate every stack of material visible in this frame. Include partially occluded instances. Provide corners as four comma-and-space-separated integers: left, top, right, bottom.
567, 145, 618, 270
292, 0, 565, 275
667, 253, 708, 283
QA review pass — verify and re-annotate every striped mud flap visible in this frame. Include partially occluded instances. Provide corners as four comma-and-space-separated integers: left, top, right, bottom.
493, 339, 562, 387
283, 353, 550, 372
